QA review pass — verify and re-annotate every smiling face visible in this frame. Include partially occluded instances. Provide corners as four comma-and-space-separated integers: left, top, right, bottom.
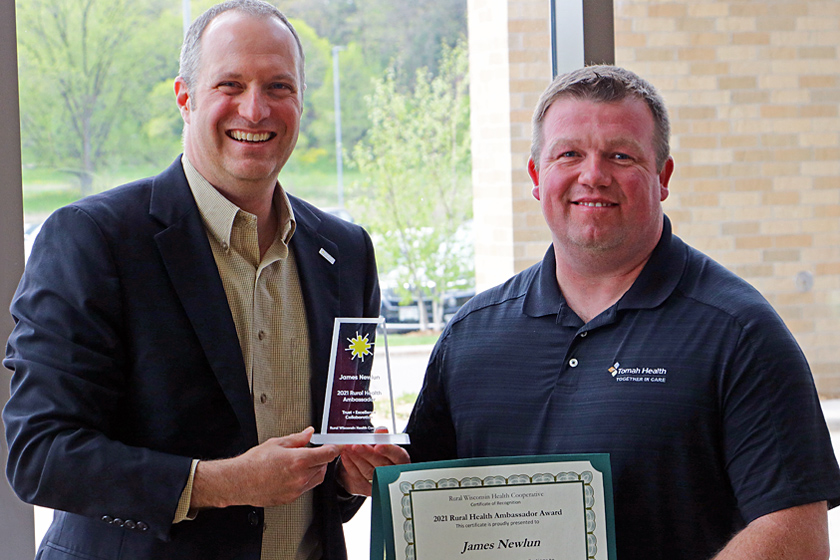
529, 96, 674, 266
175, 10, 302, 198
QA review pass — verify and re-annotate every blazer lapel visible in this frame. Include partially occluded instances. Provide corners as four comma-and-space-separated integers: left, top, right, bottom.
148, 159, 257, 441
289, 199, 341, 428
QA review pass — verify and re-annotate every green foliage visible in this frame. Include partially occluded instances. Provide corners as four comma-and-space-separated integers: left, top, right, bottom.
350, 39, 472, 331
17, 0, 182, 195
387, 332, 441, 347
289, 17, 332, 166
142, 79, 184, 163
15, 0, 469, 232
279, 160, 361, 208
285, 20, 378, 172
358, 0, 468, 87
23, 189, 83, 215
307, 43, 379, 159
285, 0, 467, 88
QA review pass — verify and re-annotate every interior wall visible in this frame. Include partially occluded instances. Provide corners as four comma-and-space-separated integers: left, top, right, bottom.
613, 0, 840, 394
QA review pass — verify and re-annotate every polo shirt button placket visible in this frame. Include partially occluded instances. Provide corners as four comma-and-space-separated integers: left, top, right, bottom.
568, 330, 588, 368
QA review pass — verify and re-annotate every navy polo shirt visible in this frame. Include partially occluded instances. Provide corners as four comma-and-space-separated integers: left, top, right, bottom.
406, 216, 840, 560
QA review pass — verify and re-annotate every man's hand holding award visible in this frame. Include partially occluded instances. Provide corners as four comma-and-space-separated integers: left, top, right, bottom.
311, 317, 409, 445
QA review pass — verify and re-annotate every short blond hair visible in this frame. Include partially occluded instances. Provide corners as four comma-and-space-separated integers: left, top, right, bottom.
531, 65, 670, 172
179, 0, 305, 94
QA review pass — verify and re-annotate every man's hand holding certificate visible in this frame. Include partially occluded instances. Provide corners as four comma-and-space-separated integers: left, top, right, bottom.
337, 427, 411, 497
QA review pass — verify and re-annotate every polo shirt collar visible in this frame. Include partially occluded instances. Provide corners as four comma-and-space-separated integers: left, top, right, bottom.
616, 215, 685, 311
522, 215, 686, 321
523, 247, 566, 318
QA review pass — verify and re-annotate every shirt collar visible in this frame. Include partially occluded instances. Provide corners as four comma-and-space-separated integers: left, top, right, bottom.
523, 215, 686, 321
181, 155, 296, 250
616, 215, 686, 311
523, 246, 566, 318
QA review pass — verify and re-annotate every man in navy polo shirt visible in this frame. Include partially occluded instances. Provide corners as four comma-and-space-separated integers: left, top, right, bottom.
403, 66, 840, 560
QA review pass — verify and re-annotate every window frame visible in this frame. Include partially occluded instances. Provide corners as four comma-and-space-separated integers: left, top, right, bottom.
0, 1, 34, 557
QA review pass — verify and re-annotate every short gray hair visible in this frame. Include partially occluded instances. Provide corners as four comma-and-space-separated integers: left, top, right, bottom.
179, 0, 305, 94
531, 65, 670, 172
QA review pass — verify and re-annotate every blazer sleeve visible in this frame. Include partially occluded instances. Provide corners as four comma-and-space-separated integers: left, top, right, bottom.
3, 205, 192, 541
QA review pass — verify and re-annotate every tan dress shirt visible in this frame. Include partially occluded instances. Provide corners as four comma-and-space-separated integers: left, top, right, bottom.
176, 156, 319, 560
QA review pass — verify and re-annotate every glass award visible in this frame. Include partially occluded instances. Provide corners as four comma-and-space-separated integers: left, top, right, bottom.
311, 317, 410, 445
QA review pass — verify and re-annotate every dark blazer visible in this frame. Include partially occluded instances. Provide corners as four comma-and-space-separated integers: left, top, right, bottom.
3, 158, 380, 559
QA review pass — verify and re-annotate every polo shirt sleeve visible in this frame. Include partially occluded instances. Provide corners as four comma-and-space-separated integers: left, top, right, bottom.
720, 303, 840, 523
405, 333, 458, 463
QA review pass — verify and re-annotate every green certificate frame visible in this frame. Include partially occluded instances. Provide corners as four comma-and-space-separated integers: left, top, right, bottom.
370, 454, 616, 560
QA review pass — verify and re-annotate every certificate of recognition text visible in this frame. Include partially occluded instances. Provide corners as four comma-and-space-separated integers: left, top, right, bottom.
371, 455, 615, 560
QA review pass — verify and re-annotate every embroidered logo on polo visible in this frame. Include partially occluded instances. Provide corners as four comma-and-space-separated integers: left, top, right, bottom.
609, 362, 668, 383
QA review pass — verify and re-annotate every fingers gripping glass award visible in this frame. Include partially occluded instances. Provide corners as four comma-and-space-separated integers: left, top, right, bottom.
311, 318, 410, 445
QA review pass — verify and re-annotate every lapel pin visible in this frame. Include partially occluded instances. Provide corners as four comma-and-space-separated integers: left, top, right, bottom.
319, 248, 336, 265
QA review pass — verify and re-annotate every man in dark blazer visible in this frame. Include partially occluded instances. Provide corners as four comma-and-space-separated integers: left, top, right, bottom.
3, 1, 379, 558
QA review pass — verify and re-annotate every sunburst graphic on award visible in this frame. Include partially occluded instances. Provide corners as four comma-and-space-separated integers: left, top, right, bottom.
346, 331, 374, 362
310, 317, 410, 445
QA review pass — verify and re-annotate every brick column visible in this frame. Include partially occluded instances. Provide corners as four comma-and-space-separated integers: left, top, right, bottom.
468, 0, 554, 291
468, 0, 615, 291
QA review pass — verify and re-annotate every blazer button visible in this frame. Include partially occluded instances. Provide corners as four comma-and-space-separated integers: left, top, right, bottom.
101, 515, 114, 524
248, 510, 260, 526
113, 518, 125, 527
137, 522, 149, 532
125, 520, 137, 530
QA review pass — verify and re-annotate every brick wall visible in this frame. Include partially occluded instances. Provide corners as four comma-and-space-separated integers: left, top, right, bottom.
613, 0, 840, 395
469, 0, 840, 394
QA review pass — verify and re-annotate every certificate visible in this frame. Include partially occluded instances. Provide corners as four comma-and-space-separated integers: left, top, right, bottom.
370, 455, 615, 560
